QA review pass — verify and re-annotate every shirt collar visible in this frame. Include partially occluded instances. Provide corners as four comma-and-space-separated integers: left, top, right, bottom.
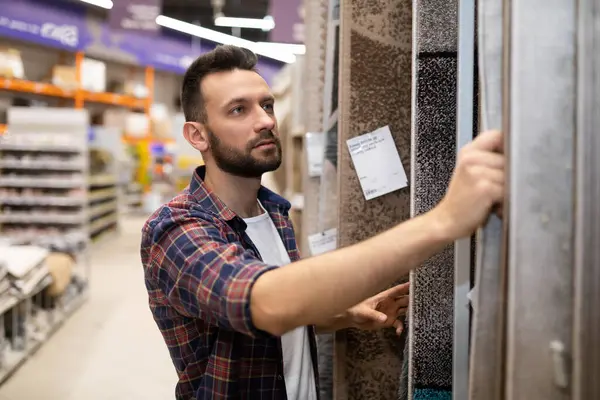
188, 166, 291, 222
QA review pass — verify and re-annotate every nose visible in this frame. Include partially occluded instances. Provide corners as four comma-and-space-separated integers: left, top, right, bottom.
254, 107, 276, 133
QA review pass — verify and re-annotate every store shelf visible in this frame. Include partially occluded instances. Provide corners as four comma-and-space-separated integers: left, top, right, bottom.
83, 91, 146, 109
90, 213, 118, 237
0, 107, 91, 254
0, 240, 89, 384
0, 195, 85, 207
88, 173, 119, 240
0, 143, 83, 153
0, 77, 76, 99
0, 177, 84, 188
89, 187, 117, 202
0, 287, 89, 385
89, 200, 117, 219
0, 159, 85, 171
123, 135, 175, 145
120, 180, 144, 214
127, 193, 143, 205
89, 174, 117, 187
0, 297, 19, 317
0, 213, 84, 224
0, 77, 147, 110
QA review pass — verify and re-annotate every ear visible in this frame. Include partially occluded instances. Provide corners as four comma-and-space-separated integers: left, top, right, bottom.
183, 122, 209, 152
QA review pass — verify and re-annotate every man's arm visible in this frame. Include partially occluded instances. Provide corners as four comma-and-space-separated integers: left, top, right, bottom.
314, 312, 353, 334
251, 130, 505, 336
148, 208, 443, 338
145, 210, 278, 338
251, 212, 451, 336
149, 209, 436, 338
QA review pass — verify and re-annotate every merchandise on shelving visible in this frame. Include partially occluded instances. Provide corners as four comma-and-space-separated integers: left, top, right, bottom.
0, 243, 87, 381
0, 23, 179, 385
51, 65, 78, 91
143, 142, 177, 212
80, 58, 107, 93
87, 128, 121, 241
88, 171, 119, 241
0, 106, 91, 381
0, 48, 24, 80
124, 182, 144, 213
0, 107, 91, 253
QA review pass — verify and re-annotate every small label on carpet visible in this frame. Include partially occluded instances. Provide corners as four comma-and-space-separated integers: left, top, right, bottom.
346, 125, 409, 200
305, 132, 326, 177
308, 228, 337, 256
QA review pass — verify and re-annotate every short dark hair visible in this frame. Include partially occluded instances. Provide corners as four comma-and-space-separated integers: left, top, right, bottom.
181, 45, 258, 122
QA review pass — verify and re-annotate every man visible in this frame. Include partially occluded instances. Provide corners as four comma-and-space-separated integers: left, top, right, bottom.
141, 45, 504, 400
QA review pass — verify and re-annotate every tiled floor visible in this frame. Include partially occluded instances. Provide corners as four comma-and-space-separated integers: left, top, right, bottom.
0, 216, 177, 400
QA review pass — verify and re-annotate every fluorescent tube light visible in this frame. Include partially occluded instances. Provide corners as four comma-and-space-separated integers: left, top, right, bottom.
80, 0, 114, 9
214, 16, 275, 31
256, 42, 306, 55
155, 15, 296, 64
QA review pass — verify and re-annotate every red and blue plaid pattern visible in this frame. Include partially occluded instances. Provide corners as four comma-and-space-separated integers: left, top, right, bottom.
140, 166, 320, 399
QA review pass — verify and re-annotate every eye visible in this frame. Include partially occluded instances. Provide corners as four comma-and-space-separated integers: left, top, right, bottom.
263, 103, 274, 113
230, 106, 244, 115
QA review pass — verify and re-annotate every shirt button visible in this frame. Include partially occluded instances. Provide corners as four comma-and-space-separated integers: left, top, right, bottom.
277, 375, 283, 380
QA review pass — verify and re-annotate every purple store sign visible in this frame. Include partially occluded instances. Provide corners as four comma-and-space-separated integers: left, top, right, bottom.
109, 0, 162, 34
0, 0, 92, 51
0, 0, 282, 84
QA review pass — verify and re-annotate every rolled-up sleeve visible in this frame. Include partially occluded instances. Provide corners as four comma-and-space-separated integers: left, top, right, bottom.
146, 210, 277, 338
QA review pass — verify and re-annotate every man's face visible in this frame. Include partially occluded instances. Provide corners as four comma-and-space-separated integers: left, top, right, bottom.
200, 69, 282, 178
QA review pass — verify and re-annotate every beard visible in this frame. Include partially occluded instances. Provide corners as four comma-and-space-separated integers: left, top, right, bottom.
207, 128, 283, 178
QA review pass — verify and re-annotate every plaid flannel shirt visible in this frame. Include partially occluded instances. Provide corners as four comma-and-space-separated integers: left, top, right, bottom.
140, 166, 320, 400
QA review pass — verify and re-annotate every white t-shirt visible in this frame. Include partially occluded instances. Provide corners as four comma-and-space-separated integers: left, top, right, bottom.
243, 203, 318, 400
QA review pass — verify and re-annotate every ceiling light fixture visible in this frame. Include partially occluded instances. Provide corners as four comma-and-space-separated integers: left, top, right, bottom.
256, 42, 306, 55
214, 16, 275, 31
80, 0, 114, 9
155, 15, 296, 64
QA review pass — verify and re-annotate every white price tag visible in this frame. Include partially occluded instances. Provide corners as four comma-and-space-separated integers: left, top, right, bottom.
308, 228, 337, 256
346, 125, 409, 200
305, 132, 325, 177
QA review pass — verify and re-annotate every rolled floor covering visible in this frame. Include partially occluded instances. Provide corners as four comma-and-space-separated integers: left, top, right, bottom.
403, 55, 458, 400
335, 0, 412, 398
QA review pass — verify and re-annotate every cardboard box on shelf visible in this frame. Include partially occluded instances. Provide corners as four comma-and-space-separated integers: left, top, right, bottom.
51, 65, 78, 90
81, 58, 107, 93
0, 48, 24, 79
107, 80, 149, 99
124, 81, 149, 99
103, 109, 150, 139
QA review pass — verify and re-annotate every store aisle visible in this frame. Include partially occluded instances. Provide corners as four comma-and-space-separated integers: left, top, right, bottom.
0, 216, 177, 400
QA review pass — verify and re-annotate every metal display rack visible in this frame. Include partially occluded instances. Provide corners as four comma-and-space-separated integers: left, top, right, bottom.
0, 106, 91, 383
0, 107, 90, 249
88, 173, 119, 242
124, 182, 144, 213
